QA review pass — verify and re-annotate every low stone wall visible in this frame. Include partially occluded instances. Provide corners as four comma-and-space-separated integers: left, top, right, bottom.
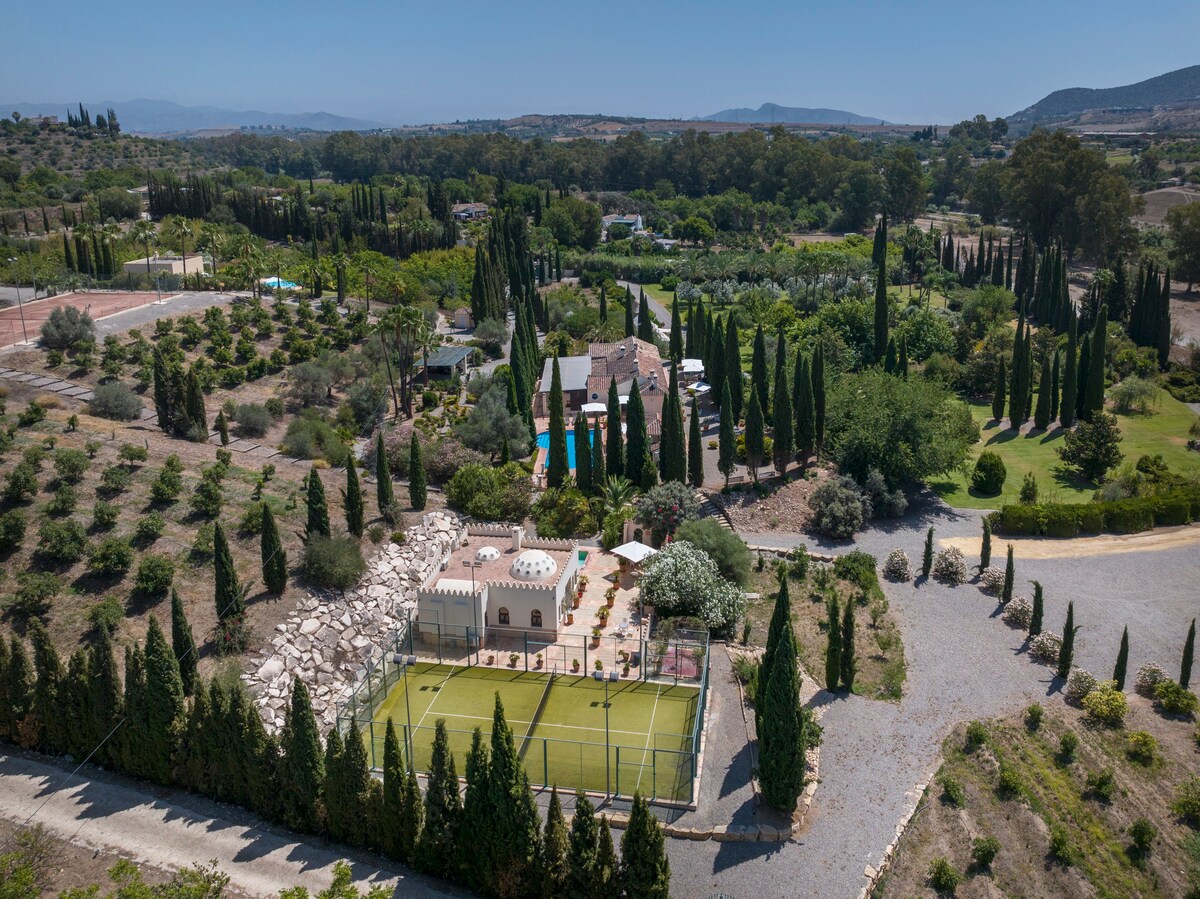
243, 511, 465, 732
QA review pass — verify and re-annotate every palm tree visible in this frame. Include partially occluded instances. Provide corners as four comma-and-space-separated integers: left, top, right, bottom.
130, 219, 157, 280
600, 476, 636, 517
416, 318, 439, 388
74, 221, 96, 283
375, 318, 400, 418
393, 305, 423, 417
164, 216, 195, 285
199, 223, 225, 287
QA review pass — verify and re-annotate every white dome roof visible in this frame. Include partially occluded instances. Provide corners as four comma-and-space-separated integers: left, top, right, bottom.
510, 549, 558, 581
475, 546, 501, 562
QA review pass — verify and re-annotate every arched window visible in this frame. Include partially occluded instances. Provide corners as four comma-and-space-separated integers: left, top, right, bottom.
498, 607, 510, 625
531, 609, 543, 628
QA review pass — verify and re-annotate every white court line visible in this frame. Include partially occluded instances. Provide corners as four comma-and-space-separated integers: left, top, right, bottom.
410, 667, 458, 738
633, 684, 664, 795
421, 710, 663, 740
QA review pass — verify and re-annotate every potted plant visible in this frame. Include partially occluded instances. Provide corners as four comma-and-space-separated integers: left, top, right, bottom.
572, 658, 581, 673
591, 627, 601, 648
594, 659, 604, 671
566, 611, 574, 625
605, 586, 617, 608
597, 607, 610, 627
509, 652, 520, 668
535, 652, 543, 669
578, 575, 589, 591
622, 662, 631, 677
486, 654, 495, 666
572, 593, 581, 609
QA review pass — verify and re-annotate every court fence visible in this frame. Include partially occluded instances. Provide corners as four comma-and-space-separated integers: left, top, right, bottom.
335, 609, 710, 804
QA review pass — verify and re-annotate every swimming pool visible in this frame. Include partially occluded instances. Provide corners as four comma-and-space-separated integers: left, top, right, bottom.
536, 430, 594, 470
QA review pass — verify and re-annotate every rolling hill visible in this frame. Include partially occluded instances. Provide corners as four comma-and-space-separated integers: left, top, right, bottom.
698, 102, 887, 126
1012, 64, 1200, 122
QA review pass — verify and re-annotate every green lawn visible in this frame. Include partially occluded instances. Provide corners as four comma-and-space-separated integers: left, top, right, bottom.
364, 663, 699, 801
932, 387, 1200, 509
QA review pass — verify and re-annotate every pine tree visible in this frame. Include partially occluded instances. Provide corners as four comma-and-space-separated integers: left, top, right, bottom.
344, 458, 364, 538
794, 353, 814, 461
840, 598, 857, 692
725, 315, 743, 421
825, 594, 841, 692
668, 294, 682, 362
922, 527, 935, 578
624, 380, 647, 488
409, 433, 427, 511
418, 719, 461, 878
1030, 580, 1044, 637
624, 288, 635, 338
991, 356, 1006, 421
547, 354, 569, 488
979, 518, 992, 573
1082, 305, 1108, 421
542, 786, 569, 896
619, 793, 670, 899
565, 792, 599, 896
260, 503, 287, 594
304, 468, 330, 541
717, 381, 735, 488
280, 679, 324, 833
376, 433, 396, 517
590, 420, 606, 495
1182, 618, 1196, 689
215, 409, 229, 446
1113, 626, 1129, 690
874, 259, 889, 364
773, 363, 793, 477
381, 718, 404, 860
1057, 601, 1077, 679
812, 343, 826, 456
141, 615, 184, 785
574, 413, 592, 494
637, 288, 653, 343
745, 390, 765, 484
751, 325, 769, 421
170, 588, 198, 695
214, 521, 246, 622
1001, 544, 1015, 605
1034, 351, 1052, 430
688, 396, 704, 488
605, 376, 624, 481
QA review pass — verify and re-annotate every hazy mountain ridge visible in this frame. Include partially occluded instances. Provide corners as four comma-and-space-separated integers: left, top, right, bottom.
1012, 64, 1200, 121
698, 102, 887, 125
3, 98, 387, 133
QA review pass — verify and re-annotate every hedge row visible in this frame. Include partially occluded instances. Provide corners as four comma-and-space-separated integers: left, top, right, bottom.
990, 489, 1200, 538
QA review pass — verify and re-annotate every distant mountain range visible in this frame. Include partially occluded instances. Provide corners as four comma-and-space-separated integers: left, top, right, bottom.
1012, 65, 1200, 121
4, 98, 387, 133
698, 102, 887, 126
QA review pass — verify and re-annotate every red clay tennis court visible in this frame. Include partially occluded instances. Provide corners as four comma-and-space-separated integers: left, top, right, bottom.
0, 291, 173, 348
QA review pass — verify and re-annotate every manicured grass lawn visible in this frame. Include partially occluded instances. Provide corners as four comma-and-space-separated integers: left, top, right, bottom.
932, 387, 1200, 509
643, 283, 675, 307
365, 663, 698, 801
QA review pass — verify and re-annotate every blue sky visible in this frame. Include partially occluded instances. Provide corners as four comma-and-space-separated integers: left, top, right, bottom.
5, 0, 1199, 125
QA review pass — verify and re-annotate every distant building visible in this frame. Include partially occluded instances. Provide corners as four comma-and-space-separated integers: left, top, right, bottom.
602, 213, 644, 233
451, 202, 489, 221
121, 254, 205, 277
451, 307, 473, 329
414, 344, 473, 380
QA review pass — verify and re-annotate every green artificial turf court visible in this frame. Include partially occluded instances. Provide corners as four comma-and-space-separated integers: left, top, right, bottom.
363, 663, 700, 802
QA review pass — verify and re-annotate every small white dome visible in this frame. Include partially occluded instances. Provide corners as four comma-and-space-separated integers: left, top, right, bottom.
475, 546, 501, 562
510, 549, 558, 581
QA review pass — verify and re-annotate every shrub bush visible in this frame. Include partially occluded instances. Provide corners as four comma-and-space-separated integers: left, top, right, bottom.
88, 382, 142, 421
1048, 824, 1075, 864
3, 462, 38, 503
134, 554, 175, 596
1085, 767, 1116, 803
965, 720, 988, 749
0, 509, 27, 552
674, 518, 752, 586
1065, 668, 1099, 703
1030, 632, 1063, 664
133, 512, 165, 544
1134, 663, 1170, 695
40, 306, 95, 349
53, 448, 89, 483
87, 536, 134, 576
445, 463, 533, 522
882, 548, 913, 582
88, 596, 124, 633
8, 571, 61, 618
233, 403, 273, 438
38, 518, 87, 563
91, 501, 118, 531
190, 477, 223, 519
996, 761, 1022, 798
1002, 596, 1033, 629
971, 836, 1000, 868
1081, 681, 1128, 727
992, 489, 1200, 537
98, 464, 133, 495
1128, 818, 1156, 858
928, 857, 961, 892
833, 550, 881, 596
1171, 776, 1200, 826
1019, 472, 1039, 505
282, 411, 349, 465
932, 547, 968, 584
47, 484, 78, 516
1155, 680, 1199, 716
971, 451, 1007, 495
1025, 703, 1045, 731
302, 535, 367, 589
938, 774, 966, 807
979, 566, 1005, 593
1059, 731, 1079, 761
531, 487, 596, 539
1126, 731, 1158, 766
809, 476, 870, 539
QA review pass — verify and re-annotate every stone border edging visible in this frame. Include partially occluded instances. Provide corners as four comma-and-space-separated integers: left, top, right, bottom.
855, 758, 942, 898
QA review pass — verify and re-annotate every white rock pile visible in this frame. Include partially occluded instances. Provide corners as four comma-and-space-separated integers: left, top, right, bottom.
243, 511, 465, 732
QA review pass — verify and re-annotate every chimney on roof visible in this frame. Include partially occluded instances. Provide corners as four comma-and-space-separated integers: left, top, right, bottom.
511, 526, 523, 552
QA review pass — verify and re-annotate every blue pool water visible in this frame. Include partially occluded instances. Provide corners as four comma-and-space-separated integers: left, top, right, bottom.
536, 430, 594, 469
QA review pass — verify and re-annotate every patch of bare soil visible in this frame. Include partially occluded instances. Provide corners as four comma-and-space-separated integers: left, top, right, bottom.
874, 696, 1199, 899
712, 468, 832, 533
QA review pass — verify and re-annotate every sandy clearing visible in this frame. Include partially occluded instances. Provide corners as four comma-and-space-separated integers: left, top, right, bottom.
942, 521, 1200, 559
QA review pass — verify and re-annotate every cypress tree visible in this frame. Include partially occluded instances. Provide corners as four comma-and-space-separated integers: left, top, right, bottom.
874, 259, 889, 364
121, 644, 148, 777
979, 518, 992, 573
1156, 267, 1173, 369
142, 614, 184, 785
758, 574, 790, 727
624, 380, 647, 488
280, 679, 324, 833
718, 380, 735, 488
1182, 618, 1196, 689
573, 413, 593, 494
459, 726, 492, 890
825, 594, 841, 692
688, 396, 704, 488
1113, 626, 1129, 691
624, 288, 635, 338
409, 433, 427, 511
547, 355, 569, 488
605, 376, 623, 481
637, 288, 653, 343
485, 694, 541, 894
1034, 351, 1052, 430
773, 363, 793, 477
590, 420, 606, 495
1030, 580, 1044, 637
183, 366, 207, 435
812, 343, 826, 456
599, 285, 608, 323
619, 793, 670, 899
772, 329, 787, 416
214, 521, 246, 622
596, 815, 617, 893
725, 315, 742, 421
1076, 331, 1090, 423
795, 353, 814, 461
898, 335, 909, 378
418, 719, 461, 878
668, 294, 682, 362
640, 451, 658, 490
376, 433, 396, 517
344, 458, 364, 538
991, 356, 1006, 421
86, 628, 122, 764
500, 434, 511, 465
323, 729, 349, 841
152, 348, 173, 431
170, 588, 198, 695
566, 792, 599, 896
1009, 319, 1028, 428
922, 527, 935, 578
1001, 544, 1015, 604
0, 639, 9, 744
29, 620, 65, 753
7, 635, 34, 745
1061, 312, 1078, 429
542, 786, 569, 896
381, 718, 404, 860
1082, 305, 1108, 421
745, 390, 765, 484
1050, 352, 1060, 422
399, 766, 423, 866
304, 468, 330, 541
884, 336, 896, 374
751, 325, 769, 421
1057, 601, 1077, 679
840, 597, 856, 693
261, 503, 287, 594
215, 409, 229, 446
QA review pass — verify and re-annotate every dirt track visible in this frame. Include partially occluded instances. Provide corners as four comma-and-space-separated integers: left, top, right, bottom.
942, 521, 1200, 559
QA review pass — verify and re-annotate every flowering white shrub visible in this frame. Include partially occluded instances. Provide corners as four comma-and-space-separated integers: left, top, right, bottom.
640, 540, 746, 636
883, 548, 913, 582
1030, 632, 1063, 664
1065, 668, 1099, 703
932, 547, 968, 585
1134, 663, 1170, 695
979, 566, 1006, 594
1002, 596, 1032, 629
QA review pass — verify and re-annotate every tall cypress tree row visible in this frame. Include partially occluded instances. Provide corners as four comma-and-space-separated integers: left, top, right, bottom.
637, 288, 654, 343
660, 364, 686, 484
376, 433, 396, 517
794, 353, 814, 461
183, 366, 207, 437
1001, 544, 1015, 604
260, 503, 287, 594
566, 792, 600, 895
591, 419, 606, 495
718, 381, 735, 487
874, 259, 889, 365
1033, 351, 1052, 430
170, 588, 198, 695
668, 294, 682, 362
86, 627, 122, 763
758, 574, 790, 729
1156, 267, 1173, 369
1009, 316, 1028, 429
773, 363, 793, 477
624, 287, 635, 338
624, 380, 647, 488
1050, 351, 1060, 422
343, 458, 364, 538
991, 356, 1007, 421
840, 600, 857, 692
688, 396, 704, 488
28, 620, 64, 754
418, 719, 461, 878
457, 727, 491, 890
381, 718, 404, 860
812, 343, 826, 456
825, 594, 841, 692
484, 695, 541, 894
409, 433, 427, 511
141, 614, 185, 785
304, 468, 331, 541
724, 315, 742, 421
619, 793, 670, 898
705, 312, 726, 404
744, 390, 765, 484
214, 521, 246, 622
751, 325, 769, 422
574, 413, 593, 494
683, 296, 695, 358
547, 354, 569, 489
605, 376, 624, 482
599, 285, 608, 323
1082, 305, 1108, 421
279, 679, 324, 834
542, 786, 569, 895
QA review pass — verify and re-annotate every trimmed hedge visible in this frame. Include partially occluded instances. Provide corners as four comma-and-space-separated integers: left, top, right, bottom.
991, 489, 1200, 537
